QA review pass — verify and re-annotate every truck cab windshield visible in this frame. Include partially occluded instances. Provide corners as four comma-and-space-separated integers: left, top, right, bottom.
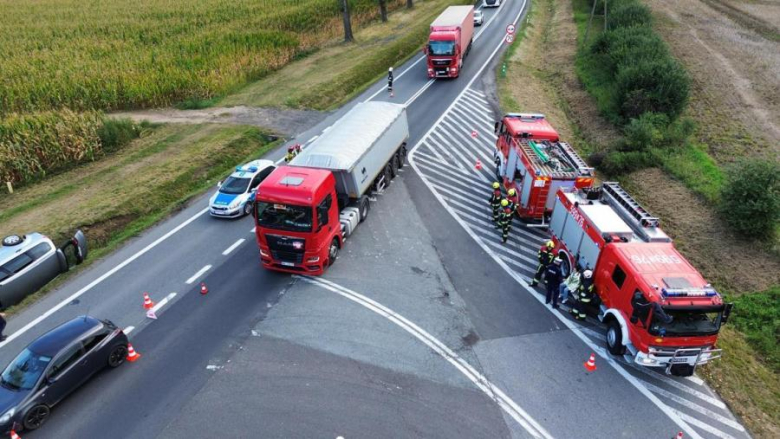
428, 41, 456, 56
256, 202, 312, 232
220, 176, 250, 195
649, 307, 723, 337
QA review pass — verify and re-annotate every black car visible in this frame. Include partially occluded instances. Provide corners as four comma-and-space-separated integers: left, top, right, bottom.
0, 316, 128, 433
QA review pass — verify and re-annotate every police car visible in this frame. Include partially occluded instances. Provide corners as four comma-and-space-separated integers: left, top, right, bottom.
209, 160, 276, 218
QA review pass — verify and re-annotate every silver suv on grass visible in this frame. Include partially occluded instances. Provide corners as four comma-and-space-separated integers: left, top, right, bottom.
0, 231, 87, 309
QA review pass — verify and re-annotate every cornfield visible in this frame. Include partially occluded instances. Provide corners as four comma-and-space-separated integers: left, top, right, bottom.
0, 0, 405, 114
0, 0, 405, 186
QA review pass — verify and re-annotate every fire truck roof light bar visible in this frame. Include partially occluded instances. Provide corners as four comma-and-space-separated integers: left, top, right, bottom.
661, 288, 718, 298
506, 112, 546, 120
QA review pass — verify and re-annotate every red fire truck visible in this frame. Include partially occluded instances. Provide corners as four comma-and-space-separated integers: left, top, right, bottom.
493, 114, 594, 224
549, 182, 733, 376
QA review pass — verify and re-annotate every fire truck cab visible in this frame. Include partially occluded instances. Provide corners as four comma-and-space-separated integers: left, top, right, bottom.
493, 114, 594, 223
549, 182, 733, 376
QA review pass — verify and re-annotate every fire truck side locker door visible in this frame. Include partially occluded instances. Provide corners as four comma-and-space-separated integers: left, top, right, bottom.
505, 145, 519, 180
520, 171, 533, 207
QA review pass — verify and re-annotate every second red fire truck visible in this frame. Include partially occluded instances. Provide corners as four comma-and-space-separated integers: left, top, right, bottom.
493, 114, 595, 224
548, 182, 733, 376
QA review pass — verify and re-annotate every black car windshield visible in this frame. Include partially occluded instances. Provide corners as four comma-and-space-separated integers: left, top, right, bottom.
256, 202, 312, 232
1, 349, 51, 391
428, 41, 456, 56
219, 176, 250, 195
649, 307, 723, 337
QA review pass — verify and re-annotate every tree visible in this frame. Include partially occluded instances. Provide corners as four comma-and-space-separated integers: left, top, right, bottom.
341, 0, 354, 42
378, 0, 388, 22
407, 0, 413, 9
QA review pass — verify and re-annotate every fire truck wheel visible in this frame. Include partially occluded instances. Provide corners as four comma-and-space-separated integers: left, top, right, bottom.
358, 196, 370, 222
606, 320, 626, 356
327, 238, 340, 267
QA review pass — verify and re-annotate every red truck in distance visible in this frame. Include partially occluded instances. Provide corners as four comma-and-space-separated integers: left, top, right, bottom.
253, 102, 409, 275
549, 182, 733, 376
424, 6, 474, 78
493, 113, 594, 224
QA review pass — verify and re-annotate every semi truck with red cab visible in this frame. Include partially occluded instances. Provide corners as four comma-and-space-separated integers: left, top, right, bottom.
254, 102, 409, 274
424, 6, 474, 78
548, 182, 733, 376
493, 113, 595, 224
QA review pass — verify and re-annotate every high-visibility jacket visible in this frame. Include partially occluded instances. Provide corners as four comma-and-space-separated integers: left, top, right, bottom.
577, 278, 594, 303
489, 190, 502, 208
537, 248, 554, 266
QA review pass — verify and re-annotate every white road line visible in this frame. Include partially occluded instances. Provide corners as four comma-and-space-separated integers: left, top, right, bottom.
415, 153, 487, 186
483, 239, 538, 265
421, 163, 489, 198
305, 135, 318, 145
466, 88, 489, 100
124, 326, 135, 336
186, 265, 212, 285
623, 362, 727, 409
643, 382, 745, 432
250, 226, 256, 234
0, 207, 209, 348
412, 150, 467, 173
151, 292, 177, 313
430, 131, 490, 179
443, 116, 496, 153
222, 238, 246, 256
685, 375, 705, 386
421, 139, 452, 165
407, 0, 705, 433
363, 55, 428, 103
429, 131, 468, 170
579, 326, 605, 341
447, 112, 497, 144
461, 93, 494, 112
405, 79, 436, 106
452, 103, 496, 128
469, 220, 544, 254
673, 410, 737, 439
437, 121, 494, 165
299, 276, 552, 439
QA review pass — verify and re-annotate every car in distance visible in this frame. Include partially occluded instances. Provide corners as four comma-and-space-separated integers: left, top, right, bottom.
0, 316, 128, 433
209, 160, 276, 218
474, 10, 484, 26
483, 0, 500, 7
0, 231, 88, 309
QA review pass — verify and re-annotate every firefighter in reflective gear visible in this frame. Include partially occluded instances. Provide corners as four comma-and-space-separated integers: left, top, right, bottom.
572, 269, 594, 320
530, 241, 555, 286
488, 182, 502, 227
498, 200, 513, 243
284, 146, 297, 163
506, 188, 518, 213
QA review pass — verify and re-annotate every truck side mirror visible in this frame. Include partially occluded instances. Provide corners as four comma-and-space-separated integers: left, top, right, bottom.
721, 303, 734, 324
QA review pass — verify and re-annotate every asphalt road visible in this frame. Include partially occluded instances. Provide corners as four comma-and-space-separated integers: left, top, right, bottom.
0, 1, 749, 438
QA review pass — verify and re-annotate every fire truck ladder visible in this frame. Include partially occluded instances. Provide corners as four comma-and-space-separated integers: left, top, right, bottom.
556, 142, 594, 176
602, 182, 660, 240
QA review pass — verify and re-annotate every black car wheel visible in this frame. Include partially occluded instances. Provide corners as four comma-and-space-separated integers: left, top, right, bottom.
108, 344, 128, 368
243, 202, 253, 217
23, 404, 50, 431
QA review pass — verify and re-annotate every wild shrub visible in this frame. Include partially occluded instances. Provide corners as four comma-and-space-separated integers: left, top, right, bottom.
609, 1, 652, 29
720, 159, 780, 239
97, 118, 142, 153
615, 58, 690, 121
591, 26, 668, 75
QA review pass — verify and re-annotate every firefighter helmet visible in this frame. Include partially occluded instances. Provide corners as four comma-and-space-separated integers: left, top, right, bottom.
583, 270, 593, 279
500, 199, 509, 207
492, 182, 500, 189
546, 240, 555, 249
508, 188, 516, 196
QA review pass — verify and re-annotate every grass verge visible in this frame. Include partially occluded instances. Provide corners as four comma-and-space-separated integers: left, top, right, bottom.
2, 124, 278, 315
221, 0, 470, 110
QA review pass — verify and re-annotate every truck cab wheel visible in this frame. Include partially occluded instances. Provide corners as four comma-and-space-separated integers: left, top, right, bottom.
606, 320, 626, 356
327, 238, 340, 267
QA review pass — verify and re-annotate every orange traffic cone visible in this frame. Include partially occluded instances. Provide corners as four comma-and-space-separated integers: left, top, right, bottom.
10, 430, 21, 439
142, 293, 154, 310
200, 282, 209, 295
583, 353, 597, 372
475, 159, 482, 171
126, 344, 141, 362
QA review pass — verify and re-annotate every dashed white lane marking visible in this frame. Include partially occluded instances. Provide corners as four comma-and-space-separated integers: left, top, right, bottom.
186, 265, 212, 285
206, 365, 224, 371
685, 375, 705, 386
623, 362, 727, 409
222, 238, 245, 256
250, 226, 256, 234
151, 292, 177, 313
124, 326, 135, 336
299, 275, 552, 439
643, 382, 745, 432
405, 79, 436, 106
0, 207, 209, 348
